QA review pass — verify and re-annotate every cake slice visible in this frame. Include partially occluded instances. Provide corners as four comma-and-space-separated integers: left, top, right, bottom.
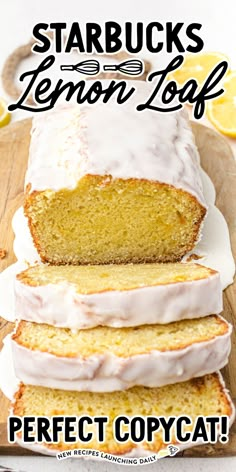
11, 316, 231, 391
15, 263, 222, 328
12, 373, 235, 456
24, 85, 206, 265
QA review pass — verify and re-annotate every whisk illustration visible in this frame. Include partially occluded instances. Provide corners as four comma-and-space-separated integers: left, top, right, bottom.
103, 59, 143, 76
60, 59, 143, 76
60, 59, 100, 75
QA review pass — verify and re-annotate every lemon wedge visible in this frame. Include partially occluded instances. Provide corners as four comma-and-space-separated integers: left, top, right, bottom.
170, 52, 229, 86
0, 98, 11, 128
207, 71, 236, 137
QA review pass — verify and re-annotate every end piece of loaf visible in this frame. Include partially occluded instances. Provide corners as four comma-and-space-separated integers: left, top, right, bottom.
24, 84, 206, 265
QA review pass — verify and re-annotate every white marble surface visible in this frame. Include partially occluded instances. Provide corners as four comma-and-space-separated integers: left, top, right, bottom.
0, 0, 236, 469
1, 456, 236, 472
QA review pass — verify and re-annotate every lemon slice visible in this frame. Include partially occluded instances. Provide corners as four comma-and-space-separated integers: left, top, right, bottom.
207, 71, 236, 137
0, 98, 11, 128
170, 52, 229, 86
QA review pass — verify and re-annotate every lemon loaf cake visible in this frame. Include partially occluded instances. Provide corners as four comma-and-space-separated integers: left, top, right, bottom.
11, 316, 231, 391
12, 373, 235, 456
24, 82, 207, 265
14, 263, 222, 328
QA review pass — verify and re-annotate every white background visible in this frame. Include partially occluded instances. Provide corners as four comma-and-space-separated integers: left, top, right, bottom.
0, 0, 236, 470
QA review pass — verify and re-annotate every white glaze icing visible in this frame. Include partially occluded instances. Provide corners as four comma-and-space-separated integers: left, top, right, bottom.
26, 81, 206, 209
13, 268, 222, 329
10, 373, 235, 458
200, 168, 215, 204
183, 204, 235, 289
0, 335, 19, 400
12, 207, 40, 265
0, 317, 231, 393
0, 262, 28, 322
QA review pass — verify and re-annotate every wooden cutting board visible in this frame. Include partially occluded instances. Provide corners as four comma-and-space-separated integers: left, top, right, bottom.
0, 119, 236, 457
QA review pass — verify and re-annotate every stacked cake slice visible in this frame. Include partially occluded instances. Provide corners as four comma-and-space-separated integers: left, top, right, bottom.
14, 262, 222, 327
3, 83, 235, 455
14, 374, 233, 456
9, 261, 234, 454
12, 315, 231, 392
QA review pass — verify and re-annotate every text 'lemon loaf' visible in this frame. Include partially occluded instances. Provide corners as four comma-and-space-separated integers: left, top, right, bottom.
11, 316, 231, 391
24, 82, 207, 265
12, 373, 235, 456
15, 263, 222, 328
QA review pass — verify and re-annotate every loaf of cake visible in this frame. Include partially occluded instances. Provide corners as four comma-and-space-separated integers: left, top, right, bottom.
14, 263, 222, 328
24, 83, 207, 265
13, 373, 235, 456
11, 316, 231, 391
